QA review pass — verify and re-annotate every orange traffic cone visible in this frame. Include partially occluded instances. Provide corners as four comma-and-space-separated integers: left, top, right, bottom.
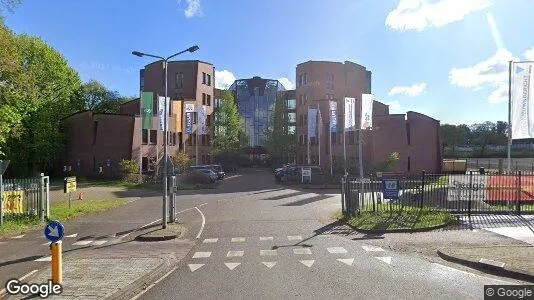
78, 192, 83, 201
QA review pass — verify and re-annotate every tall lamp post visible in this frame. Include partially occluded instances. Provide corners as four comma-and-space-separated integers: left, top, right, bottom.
132, 45, 199, 229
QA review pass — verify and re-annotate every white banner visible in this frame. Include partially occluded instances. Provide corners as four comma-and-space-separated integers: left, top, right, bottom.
185, 103, 195, 113
158, 96, 169, 131
199, 105, 207, 135
308, 108, 317, 138
361, 94, 374, 130
344, 97, 356, 131
329, 101, 338, 133
447, 175, 488, 202
511, 62, 534, 139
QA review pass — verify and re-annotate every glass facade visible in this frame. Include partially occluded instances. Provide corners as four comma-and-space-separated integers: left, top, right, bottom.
229, 77, 286, 147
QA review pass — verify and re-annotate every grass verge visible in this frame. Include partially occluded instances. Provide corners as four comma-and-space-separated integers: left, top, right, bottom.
339, 205, 455, 231
0, 198, 127, 237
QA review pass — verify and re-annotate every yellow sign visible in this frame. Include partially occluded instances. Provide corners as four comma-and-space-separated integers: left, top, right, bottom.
64, 177, 76, 193
2, 191, 24, 214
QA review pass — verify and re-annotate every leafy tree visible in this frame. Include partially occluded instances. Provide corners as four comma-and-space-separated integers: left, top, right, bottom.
80, 79, 133, 114
119, 159, 139, 174
371, 152, 400, 175
171, 150, 191, 173
263, 94, 296, 166
440, 124, 470, 153
0, 0, 21, 17
213, 91, 242, 155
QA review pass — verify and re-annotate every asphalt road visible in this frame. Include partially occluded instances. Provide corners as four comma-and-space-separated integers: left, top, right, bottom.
138, 169, 521, 300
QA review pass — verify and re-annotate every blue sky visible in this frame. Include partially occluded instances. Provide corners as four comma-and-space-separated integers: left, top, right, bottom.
3, 0, 534, 125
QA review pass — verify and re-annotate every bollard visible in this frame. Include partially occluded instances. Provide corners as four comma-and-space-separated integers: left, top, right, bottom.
51, 241, 62, 284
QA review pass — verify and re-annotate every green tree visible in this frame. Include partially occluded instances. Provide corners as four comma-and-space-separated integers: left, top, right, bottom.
0, 0, 21, 17
1, 33, 82, 175
263, 95, 296, 166
440, 124, 470, 153
171, 150, 191, 174
80, 79, 133, 114
371, 152, 400, 175
213, 91, 242, 155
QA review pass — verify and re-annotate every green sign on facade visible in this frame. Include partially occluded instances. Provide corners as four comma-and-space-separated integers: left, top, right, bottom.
141, 92, 153, 129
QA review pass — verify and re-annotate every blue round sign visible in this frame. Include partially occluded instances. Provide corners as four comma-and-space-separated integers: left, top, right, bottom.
44, 220, 65, 243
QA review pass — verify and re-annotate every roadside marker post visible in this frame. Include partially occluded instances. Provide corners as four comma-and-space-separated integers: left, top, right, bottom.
44, 220, 65, 284
64, 176, 77, 209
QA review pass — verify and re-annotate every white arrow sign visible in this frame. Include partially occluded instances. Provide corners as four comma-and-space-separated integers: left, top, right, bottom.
47, 225, 59, 238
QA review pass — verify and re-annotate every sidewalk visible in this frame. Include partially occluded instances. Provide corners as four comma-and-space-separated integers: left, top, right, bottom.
438, 245, 534, 283
3, 230, 195, 300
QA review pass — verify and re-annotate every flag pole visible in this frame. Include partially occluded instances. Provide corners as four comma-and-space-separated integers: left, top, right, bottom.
358, 98, 364, 180
307, 105, 311, 165
329, 101, 333, 177
507, 60, 512, 173
318, 103, 321, 167
343, 98, 347, 175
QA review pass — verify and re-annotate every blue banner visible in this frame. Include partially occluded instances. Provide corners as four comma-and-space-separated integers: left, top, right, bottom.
185, 112, 193, 134
329, 101, 337, 133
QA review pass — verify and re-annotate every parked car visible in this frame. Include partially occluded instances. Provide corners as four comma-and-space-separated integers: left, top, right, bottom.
275, 165, 324, 183
198, 168, 218, 183
206, 164, 225, 180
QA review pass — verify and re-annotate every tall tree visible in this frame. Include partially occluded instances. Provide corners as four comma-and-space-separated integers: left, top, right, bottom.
0, 0, 21, 17
80, 79, 134, 114
440, 124, 470, 153
212, 90, 242, 155
263, 94, 297, 165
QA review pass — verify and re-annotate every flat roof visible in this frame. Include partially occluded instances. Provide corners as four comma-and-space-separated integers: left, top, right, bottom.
144, 59, 213, 68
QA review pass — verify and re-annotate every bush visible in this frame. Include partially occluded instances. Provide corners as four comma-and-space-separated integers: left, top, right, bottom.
182, 170, 213, 184
119, 159, 139, 175
172, 151, 191, 174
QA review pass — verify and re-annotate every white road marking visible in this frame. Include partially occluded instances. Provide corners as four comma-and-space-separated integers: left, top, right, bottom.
225, 262, 241, 270
197, 203, 208, 208
337, 258, 355, 266
195, 206, 206, 239
287, 235, 302, 241
375, 256, 392, 264
479, 258, 505, 268
130, 265, 179, 300
260, 236, 273, 241
327, 247, 348, 254
362, 245, 384, 252
11, 235, 24, 239
35, 256, 51, 262
92, 240, 107, 246
262, 261, 277, 269
293, 248, 312, 255
260, 250, 277, 256
0, 269, 38, 297
188, 264, 205, 272
227, 250, 244, 257
231, 237, 246, 242
299, 260, 315, 267
65, 233, 78, 238
192, 252, 212, 258
431, 263, 515, 284
203, 238, 218, 243
72, 240, 93, 246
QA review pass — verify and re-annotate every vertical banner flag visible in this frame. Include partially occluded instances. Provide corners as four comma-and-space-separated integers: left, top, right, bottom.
172, 101, 183, 132
185, 103, 195, 135
308, 108, 317, 138
141, 92, 153, 129
158, 96, 169, 131
512, 62, 534, 139
199, 105, 207, 135
344, 97, 356, 131
329, 100, 338, 133
361, 94, 374, 129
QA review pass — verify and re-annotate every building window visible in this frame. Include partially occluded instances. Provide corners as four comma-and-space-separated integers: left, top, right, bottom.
287, 99, 296, 109
207, 94, 211, 106
298, 74, 302, 87
178, 133, 183, 146
142, 129, 148, 145
172, 132, 177, 145
149, 130, 157, 144
202, 72, 206, 84
92, 121, 98, 145
176, 73, 183, 88
148, 157, 156, 171
299, 135, 303, 145
304, 114, 308, 124
304, 73, 308, 85
206, 134, 211, 145
326, 73, 334, 90
406, 122, 411, 145
202, 93, 206, 105
193, 112, 198, 124
142, 157, 148, 172
304, 94, 307, 105
207, 74, 211, 86
206, 114, 211, 126
408, 156, 411, 171
304, 134, 308, 144
299, 95, 303, 106
188, 135, 193, 146
288, 126, 296, 134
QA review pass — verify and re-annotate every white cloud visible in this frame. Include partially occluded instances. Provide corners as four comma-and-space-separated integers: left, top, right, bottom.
180, 0, 202, 18
388, 83, 427, 97
449, 48, 519, 104
215, 70, 236, 90
525, 47, 534, 60
486, 12, 504, 49
387, 101, 403, 113
385, 0, 492, 31
277, 77, 295, 90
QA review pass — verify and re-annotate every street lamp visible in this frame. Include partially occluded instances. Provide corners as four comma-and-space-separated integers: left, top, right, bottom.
132, 45, 199, 229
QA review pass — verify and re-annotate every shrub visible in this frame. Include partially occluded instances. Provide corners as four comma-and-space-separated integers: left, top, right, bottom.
182, 170, 212, 184
172, 151, 191, 174
119, 159, 139, 175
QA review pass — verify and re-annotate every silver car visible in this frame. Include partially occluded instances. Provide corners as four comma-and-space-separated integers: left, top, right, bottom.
199, 168, 218, 182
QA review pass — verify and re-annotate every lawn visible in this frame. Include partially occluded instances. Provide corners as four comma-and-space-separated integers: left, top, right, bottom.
0, 198, 127, 237
341, 204, 455, 231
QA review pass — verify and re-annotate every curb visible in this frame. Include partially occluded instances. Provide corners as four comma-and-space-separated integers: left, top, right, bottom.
437, 249, 534, 283
108, 256, 178, 300
342, 219, 450, 234
135, 234, 178, 242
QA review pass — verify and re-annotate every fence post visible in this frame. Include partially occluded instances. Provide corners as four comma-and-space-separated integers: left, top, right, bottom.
420, 171, 426, 208
468, 171, 473, 217
517, 171, 522, 214
0, 174, 3, 226
372, 180, 376, 212
341, 176, 346, 214
40, 173, 45, 222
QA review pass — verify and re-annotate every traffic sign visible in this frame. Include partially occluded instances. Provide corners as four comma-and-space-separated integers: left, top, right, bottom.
64, 176, 76, 193
382, 179, 399, 199
44, 220, 65, 243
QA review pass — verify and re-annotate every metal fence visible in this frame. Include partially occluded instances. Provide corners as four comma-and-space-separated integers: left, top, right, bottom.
341, 171, 534, 216
0, 174, 50, 225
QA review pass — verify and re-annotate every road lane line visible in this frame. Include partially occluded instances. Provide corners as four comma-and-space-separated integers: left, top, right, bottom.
203, 238, 218, 243
231, 237, 246, 242
293, 248, 312, 255
260, 236, 273, 241
0, 269, 38, 297
227, 250, 244, 257
195, 206, 206, 239
192, 251, 212, 258
327, 247, 348, 254
130, 265, 179, 300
